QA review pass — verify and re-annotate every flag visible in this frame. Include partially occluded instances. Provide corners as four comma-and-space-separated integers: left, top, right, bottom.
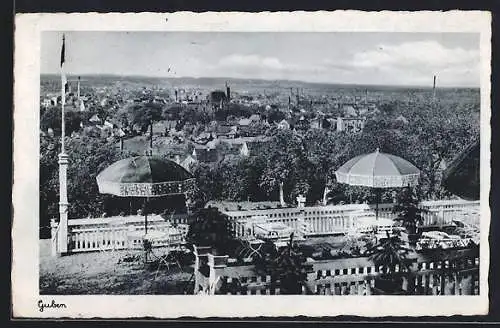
60, 34, 68, 104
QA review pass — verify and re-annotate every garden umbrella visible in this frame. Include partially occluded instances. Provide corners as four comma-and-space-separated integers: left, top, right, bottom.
335, 148, 420, 220
96, 155, 196, 234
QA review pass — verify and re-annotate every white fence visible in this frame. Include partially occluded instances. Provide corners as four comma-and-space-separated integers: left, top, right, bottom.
51, 199, 479, 256
226, 199, 480, 238
53, 214, 189, 254
196, 249, 480, 295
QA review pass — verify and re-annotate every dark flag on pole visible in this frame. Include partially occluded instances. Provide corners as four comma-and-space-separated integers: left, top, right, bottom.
61, 34, 68, 97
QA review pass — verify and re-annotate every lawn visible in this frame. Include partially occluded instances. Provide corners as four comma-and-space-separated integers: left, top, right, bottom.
39, 240, 194, 295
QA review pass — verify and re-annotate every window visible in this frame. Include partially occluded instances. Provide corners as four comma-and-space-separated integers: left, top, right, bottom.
351, 268, 356, 275
335, 269, 340, 275
359, 267, 364, 274
366, 267, 371, 274
343, 269, 348, 275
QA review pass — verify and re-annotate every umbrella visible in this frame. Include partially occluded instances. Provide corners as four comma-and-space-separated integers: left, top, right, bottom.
335, 148, 420, 220
96, 155, 195, 234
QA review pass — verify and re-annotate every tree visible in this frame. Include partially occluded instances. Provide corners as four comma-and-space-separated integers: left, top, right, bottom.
368, 231, 412, 294
124, 101, 163, 133
254, 233, 313, 295
404, 102, 477, 199
65, 135, 126, 219
40, 107, 83, 136
39, 134, 126, 236
392, 187, 425, 244
302, 129, 351, 204
191, 162, 223, 201
369, 231, 410, 272
186, 207, 236, 255
260, 130, 307, 204
39, 135, 61, 237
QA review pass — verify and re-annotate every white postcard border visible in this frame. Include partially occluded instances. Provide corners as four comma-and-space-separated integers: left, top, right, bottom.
13, 11, 491, 318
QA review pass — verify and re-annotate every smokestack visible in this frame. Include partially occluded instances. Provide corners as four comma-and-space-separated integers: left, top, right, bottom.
433, 75, 437, 99
175, 89, 178, 102
226, 82, 231, 101
77, 76, 81, 101
296, 88, 299, 105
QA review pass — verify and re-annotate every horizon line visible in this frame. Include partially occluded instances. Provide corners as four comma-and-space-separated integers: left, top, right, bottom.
40, 73, 480, 89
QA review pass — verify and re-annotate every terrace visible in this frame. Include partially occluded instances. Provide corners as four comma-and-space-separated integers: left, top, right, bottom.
43, 197, 480, 295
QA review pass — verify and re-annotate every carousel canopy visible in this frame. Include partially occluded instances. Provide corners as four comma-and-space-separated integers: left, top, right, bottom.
335, 148, 420, 188
96, 156, 195, 197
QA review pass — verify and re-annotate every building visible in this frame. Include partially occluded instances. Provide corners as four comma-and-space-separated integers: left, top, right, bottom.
342, 104, 358, 117
238, 118, 252, 126
215, 125, 236, 139
277, 119, 291, 130
336, 117, 366, 133
395, 115, 409, 125
89, 114, 102, 125
245, 139, 271, 156
240, 142, 250, 157
181, 154, 198, 172
192, 146, 220, 163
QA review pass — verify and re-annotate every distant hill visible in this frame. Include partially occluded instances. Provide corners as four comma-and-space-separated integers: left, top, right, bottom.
40, 74, 480, 93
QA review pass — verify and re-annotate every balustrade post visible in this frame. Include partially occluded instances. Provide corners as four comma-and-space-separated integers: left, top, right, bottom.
50, 218, 59, 257
365, 280, 372, 295
461, 275, 473, 295
401, 275, 409, 292
444, 275, 455, 295
454, 273, 460, 295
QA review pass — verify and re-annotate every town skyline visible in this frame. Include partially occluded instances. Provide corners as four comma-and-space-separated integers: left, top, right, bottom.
39, 73, 480, 90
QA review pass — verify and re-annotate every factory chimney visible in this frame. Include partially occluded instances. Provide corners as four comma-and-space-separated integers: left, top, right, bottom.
432, 75, 437, 100
77, 76, 80, 101
175, 89, 178, 102
296, 88, 300, 105
226, 81, 231, 100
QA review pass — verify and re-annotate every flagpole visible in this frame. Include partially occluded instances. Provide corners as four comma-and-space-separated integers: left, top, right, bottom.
60, 34, 66, 154
57, 33, 69, 255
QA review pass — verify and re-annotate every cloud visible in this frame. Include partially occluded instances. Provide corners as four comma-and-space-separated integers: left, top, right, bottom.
321, 41, 479, 86
219, 54, 285, 70
209, 41, 479, 86
352, 41, 478, 70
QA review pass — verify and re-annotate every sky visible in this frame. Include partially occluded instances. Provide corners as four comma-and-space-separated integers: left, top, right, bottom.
41, 32, 480, 87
